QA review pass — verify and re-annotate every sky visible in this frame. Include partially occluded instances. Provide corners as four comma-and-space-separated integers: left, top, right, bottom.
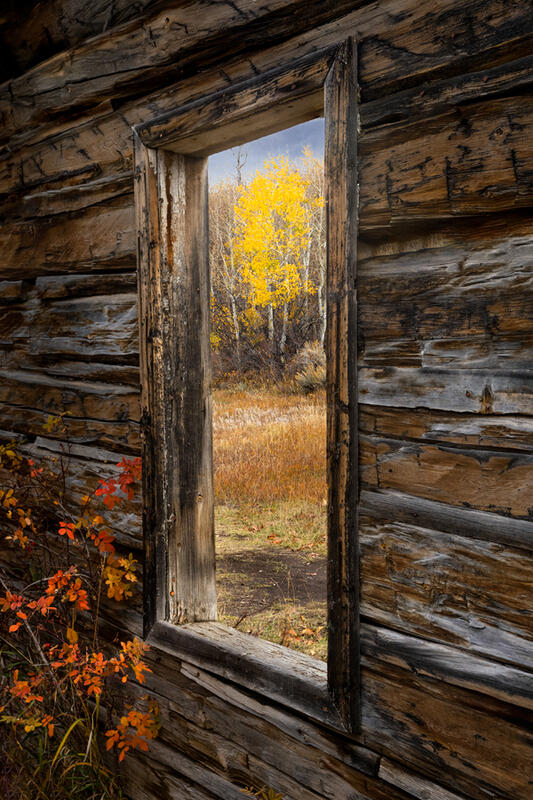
208, 117, 324, 185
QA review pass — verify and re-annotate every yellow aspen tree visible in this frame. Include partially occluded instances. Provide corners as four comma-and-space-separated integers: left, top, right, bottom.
233, 156, 314, 358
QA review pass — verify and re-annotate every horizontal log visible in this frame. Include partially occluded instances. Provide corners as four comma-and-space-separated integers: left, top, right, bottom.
360, 515, 533, 669
136, 46, 332, 153
0, 369, 140, 423
8, 293, 139, 361
359, 231, 533, 369
144, 618, 533, 800
359, 366, 533, 415
0, 0, 161, 79
363, 53, 533, 129
122, 736, 271, 800
146, 689, 383, 800
0, 197, 135, 279
2, 0, 532, 200
119, 746, 221, 800
0, 279, 27, 304
361, 625, 533, 707
27, 360, 140, 387
27, 435, 142, 548
360, 489, 533, 551
360, 96, 533, 227
378, 758, 467, 800
361, 433, 533, 519
0, 0, 361, 141
6, 172, 134, 219
0, 112, 133, 199
148, 620, 341, 731
172, 662, 378, 778
35, 271, 137, 299
2, 0, 532, 145
361, 660, 533, 800
360, 405, 533, 452
0, 404, 140, 454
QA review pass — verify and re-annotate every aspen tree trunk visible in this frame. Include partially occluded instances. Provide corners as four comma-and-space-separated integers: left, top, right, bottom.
268, 303, 274, 352
280, 301, 288, 359
229, 293, 241, 367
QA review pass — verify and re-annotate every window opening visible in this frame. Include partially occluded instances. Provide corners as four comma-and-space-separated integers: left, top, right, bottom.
134, 38, 360, 732
208, 120, 328, 660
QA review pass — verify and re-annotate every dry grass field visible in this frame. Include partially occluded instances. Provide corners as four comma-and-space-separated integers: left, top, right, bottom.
213, 386, 328, 659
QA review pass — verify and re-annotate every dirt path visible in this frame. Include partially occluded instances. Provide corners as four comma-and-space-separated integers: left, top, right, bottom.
215, 508, 328, 659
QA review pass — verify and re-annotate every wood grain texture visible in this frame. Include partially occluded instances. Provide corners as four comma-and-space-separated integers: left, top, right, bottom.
360, 434, 533, 519
136, 46, 333, 153
135, 139, 216, 630
0, 0, 161, 79
324, 36, 360, 734
2, 0, 532, 201
360, 515, 533, 669
2, 0, 533, 143
378, 758, 467, 800
361, 662, 533, 800
360, 489, 533, 551
359, 230, 533, 370
359, 366, 533, 415
1, 2, 532, 799
0, 0, 367, 141
360, 95, 533, 228
0, 196, 135, 279
139, 621, 533, 800
360, 405, 533, 452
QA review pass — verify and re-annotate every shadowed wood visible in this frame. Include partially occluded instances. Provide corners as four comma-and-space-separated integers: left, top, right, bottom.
324, 36, 360, 732
135, 47, 334, 153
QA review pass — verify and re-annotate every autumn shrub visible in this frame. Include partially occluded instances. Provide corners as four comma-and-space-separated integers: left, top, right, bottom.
0, 418, 158, 799
289, 340, 326, 393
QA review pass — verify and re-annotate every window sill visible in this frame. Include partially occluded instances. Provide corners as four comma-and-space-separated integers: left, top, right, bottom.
148, 620, 347, 732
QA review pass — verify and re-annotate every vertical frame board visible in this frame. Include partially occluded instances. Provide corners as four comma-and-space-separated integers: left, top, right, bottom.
134, 39, 360, 734
134, 138, 216, 632
325, 37, 360, 730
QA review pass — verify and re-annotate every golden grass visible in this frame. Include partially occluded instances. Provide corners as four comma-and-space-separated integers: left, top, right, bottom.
213, 388, 326, 506
213, 386, 328, 659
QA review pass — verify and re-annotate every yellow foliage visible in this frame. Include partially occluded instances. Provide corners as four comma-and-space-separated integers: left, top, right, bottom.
233, 156, 315, 313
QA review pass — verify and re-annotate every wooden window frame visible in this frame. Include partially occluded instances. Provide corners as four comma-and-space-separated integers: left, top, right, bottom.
133, 38, 359, 733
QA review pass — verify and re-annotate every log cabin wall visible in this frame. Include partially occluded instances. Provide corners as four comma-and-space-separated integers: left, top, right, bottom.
1, 1, 532, 798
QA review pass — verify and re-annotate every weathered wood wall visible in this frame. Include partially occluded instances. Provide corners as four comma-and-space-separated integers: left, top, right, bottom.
1, 1, 532, 798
